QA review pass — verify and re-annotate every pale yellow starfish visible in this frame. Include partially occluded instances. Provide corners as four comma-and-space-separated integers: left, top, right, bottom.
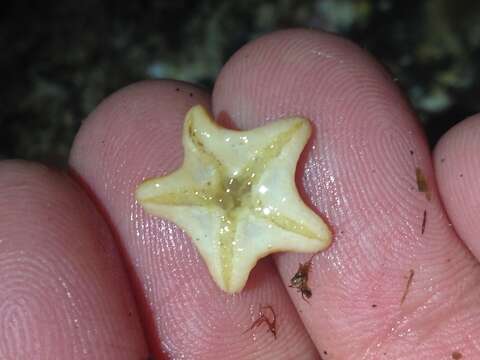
136, 105, 332, 293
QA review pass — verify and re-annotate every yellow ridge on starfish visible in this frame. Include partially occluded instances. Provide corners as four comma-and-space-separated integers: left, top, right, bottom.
136, 105, 332, 293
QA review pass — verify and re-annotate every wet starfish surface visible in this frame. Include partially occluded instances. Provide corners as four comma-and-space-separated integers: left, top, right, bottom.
136, 105, 332, 293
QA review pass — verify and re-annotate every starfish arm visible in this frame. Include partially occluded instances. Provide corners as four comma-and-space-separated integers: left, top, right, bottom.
136, 117, 223, 208
250, 117, 332, 247
135, 169, 210, 207
229, 211, 327, 292
138, 202, 230, 291
253, 168, 332, 248
185, 105, 311, 176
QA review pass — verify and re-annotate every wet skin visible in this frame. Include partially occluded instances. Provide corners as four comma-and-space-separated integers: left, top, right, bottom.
2, 29, 480, 359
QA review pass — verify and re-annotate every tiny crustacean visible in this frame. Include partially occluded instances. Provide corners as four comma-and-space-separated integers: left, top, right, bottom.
244, 305, 277, 339
289, 255, 314, 301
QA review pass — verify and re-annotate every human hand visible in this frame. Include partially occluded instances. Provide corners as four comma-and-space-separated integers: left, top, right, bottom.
1, 29, 479, 359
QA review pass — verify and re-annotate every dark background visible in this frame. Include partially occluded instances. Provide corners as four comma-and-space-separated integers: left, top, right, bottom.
2, 0, 479, 165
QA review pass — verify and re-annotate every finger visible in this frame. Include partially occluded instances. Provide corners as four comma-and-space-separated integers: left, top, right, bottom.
213, 29, 480, 358
434, 114, 480, 259
70, 81, 319, 359
0, 161, 148, 359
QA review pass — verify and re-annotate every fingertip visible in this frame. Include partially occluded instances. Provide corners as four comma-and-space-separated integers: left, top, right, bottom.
71, 80, 211, 174
0, 160, 148, 358
211, 27, 479, 358
434, 113, 480, 258
213, 28, 399, 127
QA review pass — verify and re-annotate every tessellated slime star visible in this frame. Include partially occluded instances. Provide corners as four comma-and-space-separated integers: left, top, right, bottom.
135, 105, 332, 293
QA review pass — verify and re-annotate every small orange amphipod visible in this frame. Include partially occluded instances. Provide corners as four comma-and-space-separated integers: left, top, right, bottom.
245, 305, 277, 339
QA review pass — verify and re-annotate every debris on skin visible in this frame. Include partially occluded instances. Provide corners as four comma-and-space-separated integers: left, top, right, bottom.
451, 351, 463, 359
244, 305, 277, 339
400, 269, 415, 304
421, 209, 427, 235
416, 167, 431, 201
289, 255, 314, 301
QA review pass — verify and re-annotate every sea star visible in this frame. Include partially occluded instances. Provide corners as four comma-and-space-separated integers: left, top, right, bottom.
135, 105, 331, 293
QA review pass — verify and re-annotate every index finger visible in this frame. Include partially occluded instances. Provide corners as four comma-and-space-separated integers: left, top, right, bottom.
69, 81, 319, 358
213, 29, 480, 358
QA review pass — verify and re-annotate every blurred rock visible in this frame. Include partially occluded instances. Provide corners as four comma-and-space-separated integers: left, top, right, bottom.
1, 0, 479, 164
